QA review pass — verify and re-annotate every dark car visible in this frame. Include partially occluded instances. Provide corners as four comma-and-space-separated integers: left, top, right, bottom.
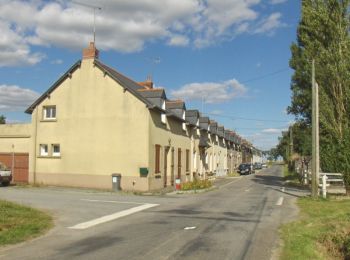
254, 163, 262, 170
238, 163, 252, 175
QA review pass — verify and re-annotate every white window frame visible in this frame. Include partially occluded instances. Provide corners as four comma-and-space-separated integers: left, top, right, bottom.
182, 111, 186, 131
43, 106, 56, 120
40, 144, 48, 156
52, 144, 61, 157
161, 100, 166, 124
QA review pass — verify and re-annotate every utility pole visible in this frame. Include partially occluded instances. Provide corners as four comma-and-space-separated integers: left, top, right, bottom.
311, 59, 320, 198
289, 125, 293, 170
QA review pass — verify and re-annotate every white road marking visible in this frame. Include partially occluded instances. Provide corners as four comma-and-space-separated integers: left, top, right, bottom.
69, 203, 159, 230
245, 189, 250, 192
184, 226, 196, 230
81, 199, 145, 205
276, 197, 284, 206
281, 187, 285, 192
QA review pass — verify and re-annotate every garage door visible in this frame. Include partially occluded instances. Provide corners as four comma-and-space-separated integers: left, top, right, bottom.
0, 153, 29, 183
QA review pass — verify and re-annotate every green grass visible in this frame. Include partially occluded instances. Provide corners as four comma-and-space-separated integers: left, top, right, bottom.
0, 200, 53, 246
227, 172, 240, 177
283, 165, 302, 187
281, 197, 350, 260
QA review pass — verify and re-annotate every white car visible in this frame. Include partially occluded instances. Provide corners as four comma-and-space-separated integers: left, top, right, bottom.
0, 162, 12, 186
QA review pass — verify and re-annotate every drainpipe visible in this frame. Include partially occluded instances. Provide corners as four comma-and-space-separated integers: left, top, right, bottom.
33, 108, 38, 184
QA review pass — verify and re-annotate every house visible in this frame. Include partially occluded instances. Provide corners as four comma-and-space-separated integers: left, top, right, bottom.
0, 42, 257, 191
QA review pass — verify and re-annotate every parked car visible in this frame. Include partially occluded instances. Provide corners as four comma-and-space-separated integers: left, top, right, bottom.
261, 163, 268, 168
238, 163, 253, 175
0, 162, 12, 186
254, 162, 262, 170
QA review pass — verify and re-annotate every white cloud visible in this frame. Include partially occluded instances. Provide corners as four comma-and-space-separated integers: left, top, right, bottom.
0, 85, 40, 111
50, 59, 63, 65
269, 0, 287, 4
0, 0, 287, 66
261, 128, 286, 134
253, 13, 286, 35
0, 20, 45, 67
167, 34, 189, 46
171, 79, 247, 104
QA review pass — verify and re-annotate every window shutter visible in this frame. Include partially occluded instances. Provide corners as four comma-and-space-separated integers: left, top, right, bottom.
155, 145, 161, 173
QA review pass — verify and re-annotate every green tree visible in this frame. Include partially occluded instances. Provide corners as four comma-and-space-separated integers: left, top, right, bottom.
0, 115, 5, 124
288, 0, 350, 185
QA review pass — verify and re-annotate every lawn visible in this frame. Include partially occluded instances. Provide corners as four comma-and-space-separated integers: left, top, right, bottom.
280, 197, 350, 260
0, 200, 53, 246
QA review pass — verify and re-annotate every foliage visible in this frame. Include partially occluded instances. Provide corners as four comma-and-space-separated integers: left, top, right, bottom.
181, 179, 212, 190
0, 200, 53, 245
0, 115, 5, 124
281, 197, 350, 260
287, 0, 350, 185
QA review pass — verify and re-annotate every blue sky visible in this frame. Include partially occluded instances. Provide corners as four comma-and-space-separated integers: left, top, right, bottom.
0, 0, 299, 150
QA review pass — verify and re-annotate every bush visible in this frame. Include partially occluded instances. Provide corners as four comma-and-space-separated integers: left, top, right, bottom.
181, 179, 212, 191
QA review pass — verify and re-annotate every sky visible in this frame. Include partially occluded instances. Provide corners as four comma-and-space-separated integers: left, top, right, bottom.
0, 0, 300, 151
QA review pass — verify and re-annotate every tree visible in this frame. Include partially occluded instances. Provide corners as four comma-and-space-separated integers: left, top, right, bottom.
0, 115, 5, 124
288, 0, 350, 185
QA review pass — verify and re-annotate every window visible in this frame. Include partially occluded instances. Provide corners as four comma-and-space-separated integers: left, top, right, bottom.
193, 151, 197, 169
185, 149, 190, 172
161, 100, 166, 124
182, 111, 186, 131
155, 145, 161, 173
178, 148, 182, 178
43, 106, 56, 120
40, 144, 48, 156
52, 144, 60, 157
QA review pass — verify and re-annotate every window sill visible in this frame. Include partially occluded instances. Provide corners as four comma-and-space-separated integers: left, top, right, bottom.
37, 156, 61, 159
40, 119, 57, 122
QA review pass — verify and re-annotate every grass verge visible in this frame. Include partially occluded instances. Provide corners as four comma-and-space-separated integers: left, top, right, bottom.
0, 200, 53, 246
283, 165, 302, 187
181, 179, 212, 191
280, 197, 350, 260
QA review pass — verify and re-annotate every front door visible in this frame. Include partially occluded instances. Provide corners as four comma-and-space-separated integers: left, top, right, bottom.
171, 148, 175, 186
164, 147, 169, 188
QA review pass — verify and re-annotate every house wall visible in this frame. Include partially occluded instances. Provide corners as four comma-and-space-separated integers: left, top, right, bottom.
148, 111, 191, 190
0, 124, 31, 153
29, 59, 150, 191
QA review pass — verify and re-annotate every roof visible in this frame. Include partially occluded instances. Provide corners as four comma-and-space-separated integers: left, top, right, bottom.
138, 88, 166, 98
25, 59, 168, 114
166, 100, 185, 110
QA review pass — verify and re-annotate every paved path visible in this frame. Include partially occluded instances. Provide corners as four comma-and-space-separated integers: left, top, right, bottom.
0, 165, 300, 260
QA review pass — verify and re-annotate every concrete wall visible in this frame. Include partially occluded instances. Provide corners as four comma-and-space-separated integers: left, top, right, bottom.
29, 59, 150, 191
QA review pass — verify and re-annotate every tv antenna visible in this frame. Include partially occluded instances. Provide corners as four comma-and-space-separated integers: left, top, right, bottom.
72, 1, 102, 44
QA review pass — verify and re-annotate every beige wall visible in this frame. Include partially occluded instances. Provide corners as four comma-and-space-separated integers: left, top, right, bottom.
148, 111, 191, 190
0, 124, 31, 153
30, 59, 150, 191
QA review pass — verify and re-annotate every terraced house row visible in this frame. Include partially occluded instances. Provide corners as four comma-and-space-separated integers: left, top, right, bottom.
0, 43, 261, 192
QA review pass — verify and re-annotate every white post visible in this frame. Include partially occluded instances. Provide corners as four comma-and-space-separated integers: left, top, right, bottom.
322, 174, 327, 199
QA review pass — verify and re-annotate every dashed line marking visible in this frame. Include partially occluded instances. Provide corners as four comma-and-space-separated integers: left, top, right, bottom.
184, 226, 197, 230
281, 187, 285, 192
276, 197, 284, 206
69, 203, 159, 230
245, 189, 250, 192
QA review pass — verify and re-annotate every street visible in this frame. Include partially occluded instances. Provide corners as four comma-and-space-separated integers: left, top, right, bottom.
0, 165, 299, 260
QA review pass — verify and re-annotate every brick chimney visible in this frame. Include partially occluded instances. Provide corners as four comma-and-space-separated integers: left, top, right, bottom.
139, 75, 153, 89
82, 42, 99, 60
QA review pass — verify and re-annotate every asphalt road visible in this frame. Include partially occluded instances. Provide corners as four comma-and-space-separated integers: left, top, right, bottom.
0, 165, 301, 260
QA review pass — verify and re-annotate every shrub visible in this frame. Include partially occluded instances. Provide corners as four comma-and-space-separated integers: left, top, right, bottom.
181, 179, 212, 191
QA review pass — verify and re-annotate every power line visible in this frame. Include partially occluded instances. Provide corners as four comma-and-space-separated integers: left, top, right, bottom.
204, 113, 290, 123
240, 67, 290, 84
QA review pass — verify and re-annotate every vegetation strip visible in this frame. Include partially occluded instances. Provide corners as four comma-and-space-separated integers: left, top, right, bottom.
281, 197, 350, 260
0, 200, 53, 246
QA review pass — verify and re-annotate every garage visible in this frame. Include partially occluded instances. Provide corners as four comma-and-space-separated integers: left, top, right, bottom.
0, 153, 29, 183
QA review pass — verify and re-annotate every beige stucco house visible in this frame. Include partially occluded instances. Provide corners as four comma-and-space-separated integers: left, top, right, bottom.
0, 42, 258, 191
